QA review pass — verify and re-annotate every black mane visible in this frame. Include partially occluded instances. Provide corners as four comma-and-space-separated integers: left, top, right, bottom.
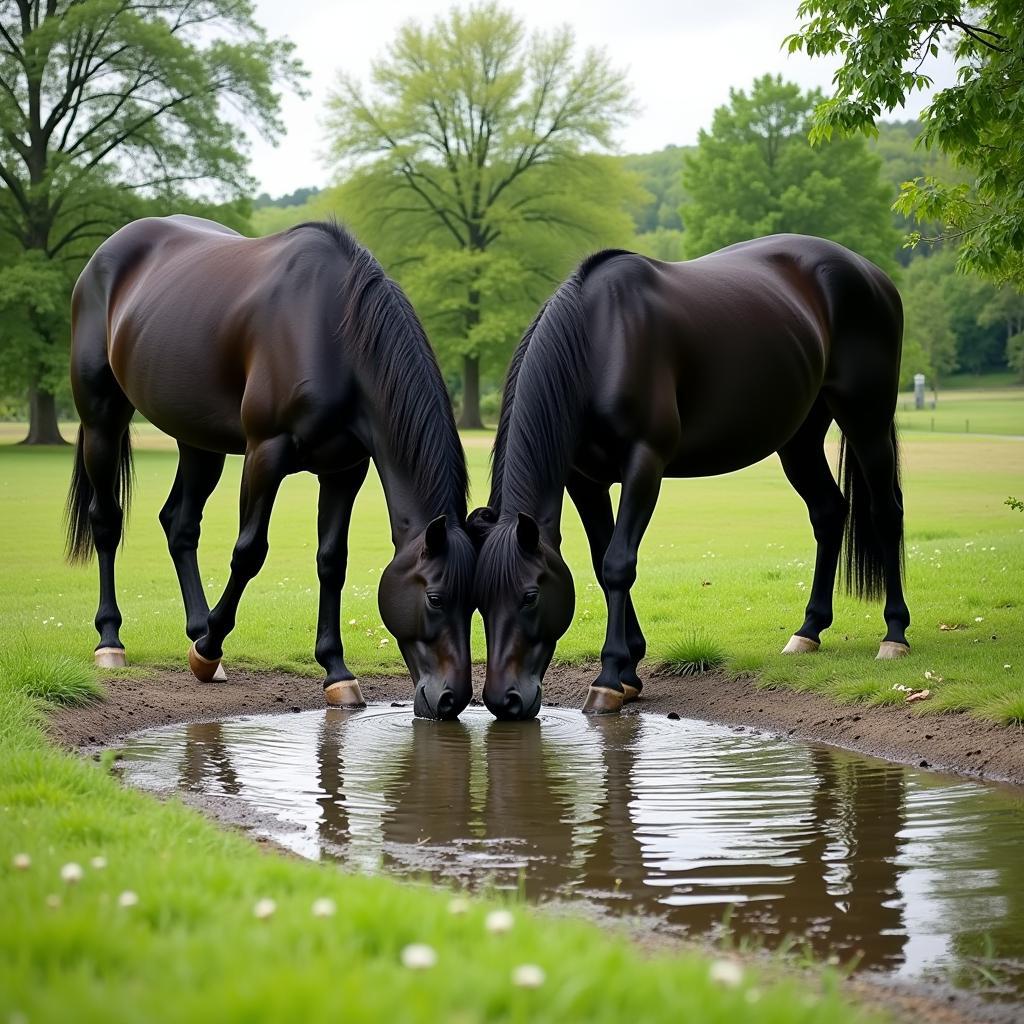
299, 221, 469, 521
490, 249, 632, 517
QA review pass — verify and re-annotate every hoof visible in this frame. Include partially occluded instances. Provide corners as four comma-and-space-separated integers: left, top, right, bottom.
876, 641, 910, 660
582, 685, 624, 716
782, 634, 820, 655
95, 646, 126, 669
621, 683, 641, 705
188, 640, 223, 683
325, 680, 365, 708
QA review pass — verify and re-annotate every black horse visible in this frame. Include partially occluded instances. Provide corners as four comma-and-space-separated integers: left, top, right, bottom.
66, 215, 475, 720
471, 234, 909, 720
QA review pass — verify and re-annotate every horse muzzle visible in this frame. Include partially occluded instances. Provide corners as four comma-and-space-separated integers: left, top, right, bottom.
413, 676, 470, 721
483, 678, 542, 722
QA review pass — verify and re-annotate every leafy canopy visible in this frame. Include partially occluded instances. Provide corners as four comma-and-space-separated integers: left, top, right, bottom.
324, 1, 640, 408
786, 1, 1024, 288
0, 0, 303, 424
680, 74, 900, 269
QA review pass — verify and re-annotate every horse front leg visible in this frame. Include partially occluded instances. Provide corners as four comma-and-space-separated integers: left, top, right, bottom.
567, 471, 647, 704
189, 435, 293, 682
584, 446, 663, 715
315, 461, 369, 708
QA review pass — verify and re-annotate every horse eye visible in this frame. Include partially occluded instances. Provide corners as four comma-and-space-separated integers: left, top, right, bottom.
522, 590, 539, 609
426, 593, 444, 610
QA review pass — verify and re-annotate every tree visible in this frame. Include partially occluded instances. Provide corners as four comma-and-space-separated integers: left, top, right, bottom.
680, 75, 900, 269
900, 257, 959, 388
325, 1, 637, 428
786, 1, 1024, 289
0, 1, 303, 443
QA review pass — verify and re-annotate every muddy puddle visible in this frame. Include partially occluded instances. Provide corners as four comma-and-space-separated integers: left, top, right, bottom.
117, 705, 1024, 1000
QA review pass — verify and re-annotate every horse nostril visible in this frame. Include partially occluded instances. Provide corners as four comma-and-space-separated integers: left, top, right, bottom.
436, 688, 456, 719
504, 689, 524, 720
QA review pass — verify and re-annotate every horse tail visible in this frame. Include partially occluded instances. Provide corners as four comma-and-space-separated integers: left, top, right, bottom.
65, 427, 134, 564
838, 422, 901, 600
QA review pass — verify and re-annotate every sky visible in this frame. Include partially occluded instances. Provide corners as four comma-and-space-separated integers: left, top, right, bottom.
247, 0, 958, 198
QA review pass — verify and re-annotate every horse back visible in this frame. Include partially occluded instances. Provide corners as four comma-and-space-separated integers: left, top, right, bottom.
74, 217, 358, 457
579, 235, 901, 477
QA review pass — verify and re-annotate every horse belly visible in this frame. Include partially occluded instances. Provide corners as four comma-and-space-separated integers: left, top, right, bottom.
669, 331, 824, 477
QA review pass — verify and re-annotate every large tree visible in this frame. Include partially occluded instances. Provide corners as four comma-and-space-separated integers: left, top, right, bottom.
680, 74, 900, 269
786, 1, 1024, 289
325, 1, 638, 428
0, 0, 303, 443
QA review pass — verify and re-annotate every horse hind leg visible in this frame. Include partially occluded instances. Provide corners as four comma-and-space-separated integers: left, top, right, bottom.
777, 398, 848, 653
159, 442, 226, 675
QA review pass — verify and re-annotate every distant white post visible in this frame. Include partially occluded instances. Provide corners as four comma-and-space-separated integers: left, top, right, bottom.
913, 373, 926, 410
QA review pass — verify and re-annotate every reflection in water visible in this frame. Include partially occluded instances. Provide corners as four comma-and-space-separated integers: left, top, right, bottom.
119, 706, 1024, 996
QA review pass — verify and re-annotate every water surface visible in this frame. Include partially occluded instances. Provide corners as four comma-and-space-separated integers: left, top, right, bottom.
119, 705, 1024, 998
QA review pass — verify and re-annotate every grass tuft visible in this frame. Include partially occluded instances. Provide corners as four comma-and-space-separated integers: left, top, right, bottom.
657, 630, 726, 677
0, 638, 103, 707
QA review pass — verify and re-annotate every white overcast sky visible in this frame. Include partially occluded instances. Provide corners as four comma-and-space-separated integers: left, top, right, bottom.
247, 0, 957, 197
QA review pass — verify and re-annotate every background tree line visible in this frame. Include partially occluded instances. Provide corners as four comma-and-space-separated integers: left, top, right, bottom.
2, 0, 1021, 441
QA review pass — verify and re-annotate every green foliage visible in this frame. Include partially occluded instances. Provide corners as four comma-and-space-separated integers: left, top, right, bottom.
0, 0, 304, 435
622, 146, 689, 232
323, 2, 640, 422
680, 75, 900, 269
787, 1, 1024, 289
900, 257, 960, 386
1008, 334, 1024, 381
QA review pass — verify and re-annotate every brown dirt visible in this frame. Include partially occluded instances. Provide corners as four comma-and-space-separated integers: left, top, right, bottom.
49, 663, 1024, 788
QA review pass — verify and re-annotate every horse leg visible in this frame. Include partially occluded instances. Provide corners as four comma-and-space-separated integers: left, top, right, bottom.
82, 421, 133, 665
566, 471, 647, 704
585, 446, 663, 715
777, 399, 848, 653
189, 435, 293, 682
315, 461, 370, 708
159, 442, 226, 662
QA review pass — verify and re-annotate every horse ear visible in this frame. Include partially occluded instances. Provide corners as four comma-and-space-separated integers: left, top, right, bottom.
516, 512, 540, 553
423, 514, 447, 556
466, 506, 497, 549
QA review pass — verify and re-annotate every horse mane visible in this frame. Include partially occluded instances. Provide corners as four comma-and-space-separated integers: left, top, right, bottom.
300, 221, 468, 522
490, 249, 633, 517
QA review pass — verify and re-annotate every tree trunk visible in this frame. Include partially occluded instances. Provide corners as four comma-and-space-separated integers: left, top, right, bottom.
20, 383, 68, 445
458, 354, 483, 429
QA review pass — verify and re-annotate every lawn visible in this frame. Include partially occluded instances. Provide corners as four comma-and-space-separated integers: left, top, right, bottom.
895, 387, 1024, 436
1, 422, 1021, 722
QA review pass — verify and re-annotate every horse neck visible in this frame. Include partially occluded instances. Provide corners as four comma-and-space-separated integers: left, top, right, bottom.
372, 446, 463, 548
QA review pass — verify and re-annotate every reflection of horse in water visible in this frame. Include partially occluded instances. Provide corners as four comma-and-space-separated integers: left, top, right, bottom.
179, 722, 241, 796
303, 709, 908, 969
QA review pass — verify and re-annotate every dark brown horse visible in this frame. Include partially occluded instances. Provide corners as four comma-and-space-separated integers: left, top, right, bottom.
470, 234, 909, 720
66, 215, 475, 720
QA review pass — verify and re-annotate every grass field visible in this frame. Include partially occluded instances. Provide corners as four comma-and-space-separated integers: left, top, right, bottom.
1, 420, 1021, 722
895, 387, 1024, 436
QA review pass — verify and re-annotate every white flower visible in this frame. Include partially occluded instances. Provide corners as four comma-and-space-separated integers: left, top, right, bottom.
1005, 664, 1012, 670
12, 853, 30, 870
401, 943, 437, 970
709, 959, 743, 987
60, 862, 84, 884
975, 616, 984, 622
311, 898, 336, 918
253, 898, 277, 920
485, 909, 514, 934
512, 964, 545, 988
90, 856, 107, 870
447, 896, 470, 915
45, 893, 61, 909
118, 890, 139, 908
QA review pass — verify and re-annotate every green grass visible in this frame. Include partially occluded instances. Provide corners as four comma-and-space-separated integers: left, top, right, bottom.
0, 660, 877, 1023
657, 630, 727, 676
0, 420, 1021, 724
895, 387, 1024, 435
